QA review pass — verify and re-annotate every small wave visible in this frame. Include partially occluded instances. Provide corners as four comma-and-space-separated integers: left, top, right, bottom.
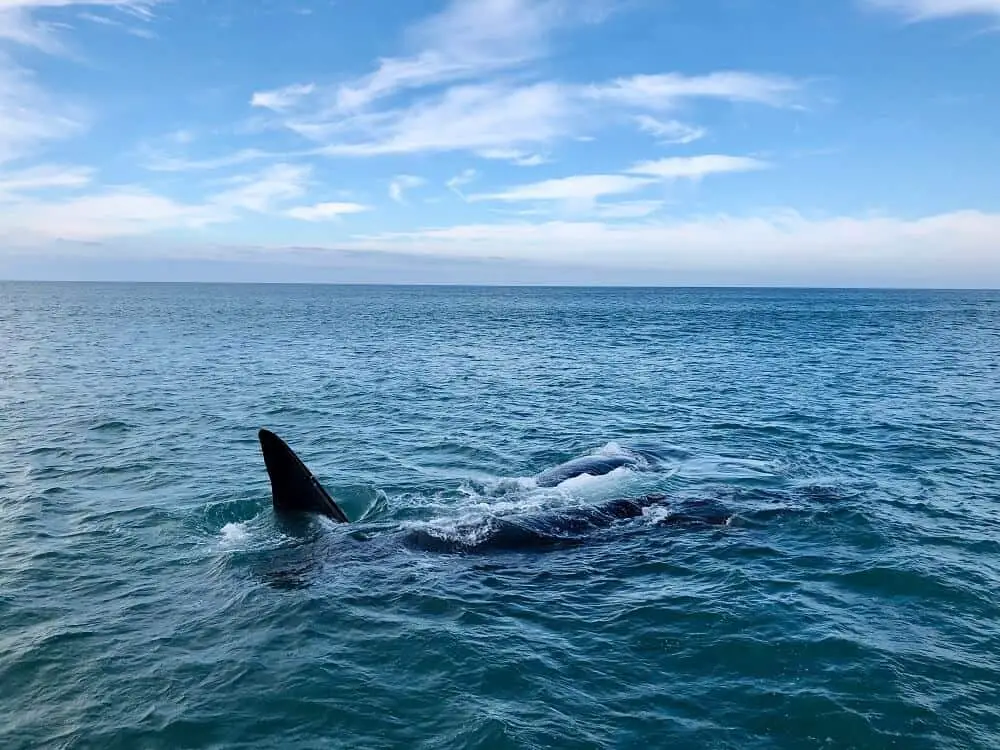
676, 455, 782, 481
89, 420, 131, 433
25, 446, 71, 457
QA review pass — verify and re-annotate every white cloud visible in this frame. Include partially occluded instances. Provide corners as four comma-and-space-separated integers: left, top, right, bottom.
0, 58, 85, 164
469, 174, 653, 205
595, 200, 665, 219
0, 1, 159, 165
587, 71, 800, 110
446, 168, 477, 200
77, 9, 156, 38
627, 155, 770, 180
286, 201, 371, 221
511, 153, 548, 167
634, 116, 706, 145
315, 82, 577, 157
477, 148, 549, 166
141, 147, 290, 172
1, 189, 221, 242
246, 0, 603, 140
251, 83, 316, 112
272, 70, 800, 159
864, 0, 1000, 19
0, 0, 157, 15
210, 163, 312, 213
250, 0, 799, 161
389, 174, 425, 203
0, 0, 158, 52
0, 163, 322, 241
466, 155, 769, 210
0, 163, 92, 198
330, 0, 596, 113
342, 210, 1000, 281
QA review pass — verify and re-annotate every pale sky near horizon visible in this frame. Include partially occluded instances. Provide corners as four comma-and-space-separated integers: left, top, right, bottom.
1, 0, 999, 286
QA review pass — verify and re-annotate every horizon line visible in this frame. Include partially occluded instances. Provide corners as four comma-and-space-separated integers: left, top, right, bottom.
2, 278, 998, 292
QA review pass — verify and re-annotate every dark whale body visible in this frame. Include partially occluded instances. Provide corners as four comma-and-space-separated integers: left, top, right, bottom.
402, 495, 730, 554
257, 429, 730, 554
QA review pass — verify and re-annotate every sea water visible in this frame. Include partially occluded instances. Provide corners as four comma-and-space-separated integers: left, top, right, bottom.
1, 282, 998, 749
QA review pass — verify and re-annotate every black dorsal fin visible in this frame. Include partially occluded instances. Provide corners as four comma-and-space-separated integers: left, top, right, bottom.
258, 429, 350, 523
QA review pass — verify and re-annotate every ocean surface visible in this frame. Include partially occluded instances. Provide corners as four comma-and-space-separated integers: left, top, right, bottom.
1, 282, 998, 750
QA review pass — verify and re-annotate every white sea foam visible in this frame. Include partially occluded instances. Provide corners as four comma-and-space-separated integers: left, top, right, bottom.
593, 441, 630, 457
554, 464, 637, 491
641, 504, 675, 524
219, 522, 250, 547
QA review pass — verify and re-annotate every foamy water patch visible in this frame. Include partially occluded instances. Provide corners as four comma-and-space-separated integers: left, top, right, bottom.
641, 504, 676, 525
399, 515, 501, 548
219, 522, 251, 548
593, 441, 631, 457
553, 464, 638, 491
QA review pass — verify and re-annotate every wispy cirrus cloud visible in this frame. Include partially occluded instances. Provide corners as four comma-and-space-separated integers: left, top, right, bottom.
330, 0, 606, 112
0, 59, 86, 163
446, 168, 478, 200
0, 0, 158, 52
0, 163, 93, 198
863, 0, 1000, 20
0, 162, 370, 242
314, 82, 578, 157
627, 155, 770, 180
469, 174, 654, 206
251, 83, 316, 112
594, 200, 665, 219
140, 147, 295, 172
77, 10, 156, 38
286, 201, 371, 221
250, 0, 601, 127
389, 174, 425, 203
0, 0, 160, 186
634, 116, 706, 145
247, 0, 801, 161
586, 71, 801, 110
476, 148, 549, 166
269, 73, 798, 160
2, 189, 221, 243
211, 163, 312, 213
466, 154, 768, 212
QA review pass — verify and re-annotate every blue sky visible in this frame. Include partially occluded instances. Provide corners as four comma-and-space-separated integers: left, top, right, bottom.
1, 0, 999, 285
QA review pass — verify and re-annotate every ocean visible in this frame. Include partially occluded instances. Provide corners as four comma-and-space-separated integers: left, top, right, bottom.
1, 282, 998, 749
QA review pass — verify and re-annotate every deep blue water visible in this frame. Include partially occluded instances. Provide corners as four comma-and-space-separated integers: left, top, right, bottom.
1, 282, 999, 749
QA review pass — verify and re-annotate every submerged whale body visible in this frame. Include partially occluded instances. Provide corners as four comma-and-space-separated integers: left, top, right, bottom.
257, 428, 729, 553
403, 495, 730, 554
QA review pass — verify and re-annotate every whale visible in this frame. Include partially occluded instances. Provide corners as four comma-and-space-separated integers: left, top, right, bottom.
257, 428, 731, 556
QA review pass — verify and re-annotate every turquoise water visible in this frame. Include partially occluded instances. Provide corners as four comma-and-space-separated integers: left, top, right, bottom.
1, 282, 998, 749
